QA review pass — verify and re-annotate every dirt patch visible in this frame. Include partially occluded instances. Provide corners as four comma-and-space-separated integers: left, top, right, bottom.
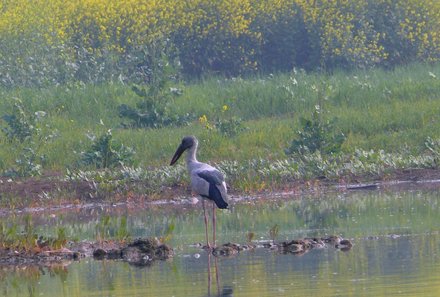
0, 173, 93, 208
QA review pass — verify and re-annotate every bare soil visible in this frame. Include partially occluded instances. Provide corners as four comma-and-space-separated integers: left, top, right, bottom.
1, 168, 440, 213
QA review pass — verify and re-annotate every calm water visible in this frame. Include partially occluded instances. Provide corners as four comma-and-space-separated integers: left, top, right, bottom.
1, 185, 440, 296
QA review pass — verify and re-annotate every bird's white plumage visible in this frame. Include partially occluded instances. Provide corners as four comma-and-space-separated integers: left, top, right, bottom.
185, 144, 228, 202
170, 135, 228, 248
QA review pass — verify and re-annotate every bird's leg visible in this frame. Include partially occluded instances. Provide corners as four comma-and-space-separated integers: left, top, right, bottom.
212, 201, 216, 248
202, 199, 211, 249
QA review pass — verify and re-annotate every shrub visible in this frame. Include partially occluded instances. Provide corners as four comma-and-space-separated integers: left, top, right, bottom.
1, 99, 56, 177
117, 43, 190, 128
285, 106, 345, 156
1, 99, 36, 143
425, 137, 440, 167
198, 105, 247, 137
80, 130, 135, 169
215, 116, 247, 137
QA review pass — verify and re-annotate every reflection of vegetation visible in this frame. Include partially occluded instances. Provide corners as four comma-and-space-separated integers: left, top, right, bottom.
1, 233, 440, 296
0, 264, 70, 296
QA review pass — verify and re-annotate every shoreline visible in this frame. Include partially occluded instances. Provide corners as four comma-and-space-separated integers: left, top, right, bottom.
1, 168, 440, 216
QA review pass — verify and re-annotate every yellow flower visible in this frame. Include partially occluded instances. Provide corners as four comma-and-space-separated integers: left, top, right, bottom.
199, 114, 208, 124
222, 105, 229, 112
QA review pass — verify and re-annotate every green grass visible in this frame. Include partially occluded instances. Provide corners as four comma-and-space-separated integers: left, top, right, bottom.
0, 62, 439, 174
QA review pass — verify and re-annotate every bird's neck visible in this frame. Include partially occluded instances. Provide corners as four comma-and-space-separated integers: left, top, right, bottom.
186, 144, 198, 165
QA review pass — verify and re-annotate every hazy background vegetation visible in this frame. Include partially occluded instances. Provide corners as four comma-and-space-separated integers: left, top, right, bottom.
1, 0, 440, 86
0, 0, 439, 189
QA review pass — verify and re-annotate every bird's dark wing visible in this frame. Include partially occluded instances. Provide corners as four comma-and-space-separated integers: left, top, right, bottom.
197, 170, 228, 209
197, 170, 225, 185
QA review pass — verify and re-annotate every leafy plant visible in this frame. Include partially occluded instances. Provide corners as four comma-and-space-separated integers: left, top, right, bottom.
199, 105, 247, 137
1, 99, 56, 177
425, 137, 440, 167
118, 41, 189, 128
286, 106, 345, 156
215, 116, 247, 137
11, 147, 44, 177
0, 215, 39, 251
118, 84, 175, 128
80, 130, 135, 169
1, 99, 36, 142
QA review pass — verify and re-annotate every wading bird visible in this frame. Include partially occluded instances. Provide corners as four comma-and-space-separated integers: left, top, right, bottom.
170, 136, 228, 249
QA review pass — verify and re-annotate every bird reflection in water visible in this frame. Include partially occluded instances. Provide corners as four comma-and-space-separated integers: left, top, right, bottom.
205, 253, 233, 297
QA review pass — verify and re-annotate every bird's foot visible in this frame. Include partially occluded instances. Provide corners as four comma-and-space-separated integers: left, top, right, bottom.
202, 243, 215, 251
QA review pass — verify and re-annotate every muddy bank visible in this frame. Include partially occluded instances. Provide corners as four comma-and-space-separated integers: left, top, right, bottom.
0, 238, 173, 267
1, 168, 440, 216
211, 235, 352, 256
0, 235, 353, 267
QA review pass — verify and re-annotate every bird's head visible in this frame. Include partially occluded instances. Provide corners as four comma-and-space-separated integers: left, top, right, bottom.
170, 135, 198, 165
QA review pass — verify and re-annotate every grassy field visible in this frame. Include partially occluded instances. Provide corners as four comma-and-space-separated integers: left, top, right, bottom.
0, 63, 440, 198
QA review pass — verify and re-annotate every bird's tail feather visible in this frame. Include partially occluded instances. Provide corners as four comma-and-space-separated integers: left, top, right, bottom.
209, 184, 228, 209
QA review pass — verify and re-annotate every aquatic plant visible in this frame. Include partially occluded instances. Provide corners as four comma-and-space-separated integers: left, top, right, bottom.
269, 224, 279, 243
246, 231, 255, 244
159, 222, 175, 244
95, 215, 111, 242
53, 227, 68, 249
0, 216, 67, 251
95, 215, 131, 242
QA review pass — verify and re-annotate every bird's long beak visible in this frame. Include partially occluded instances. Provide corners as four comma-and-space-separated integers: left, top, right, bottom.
170, 143, 186, 165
